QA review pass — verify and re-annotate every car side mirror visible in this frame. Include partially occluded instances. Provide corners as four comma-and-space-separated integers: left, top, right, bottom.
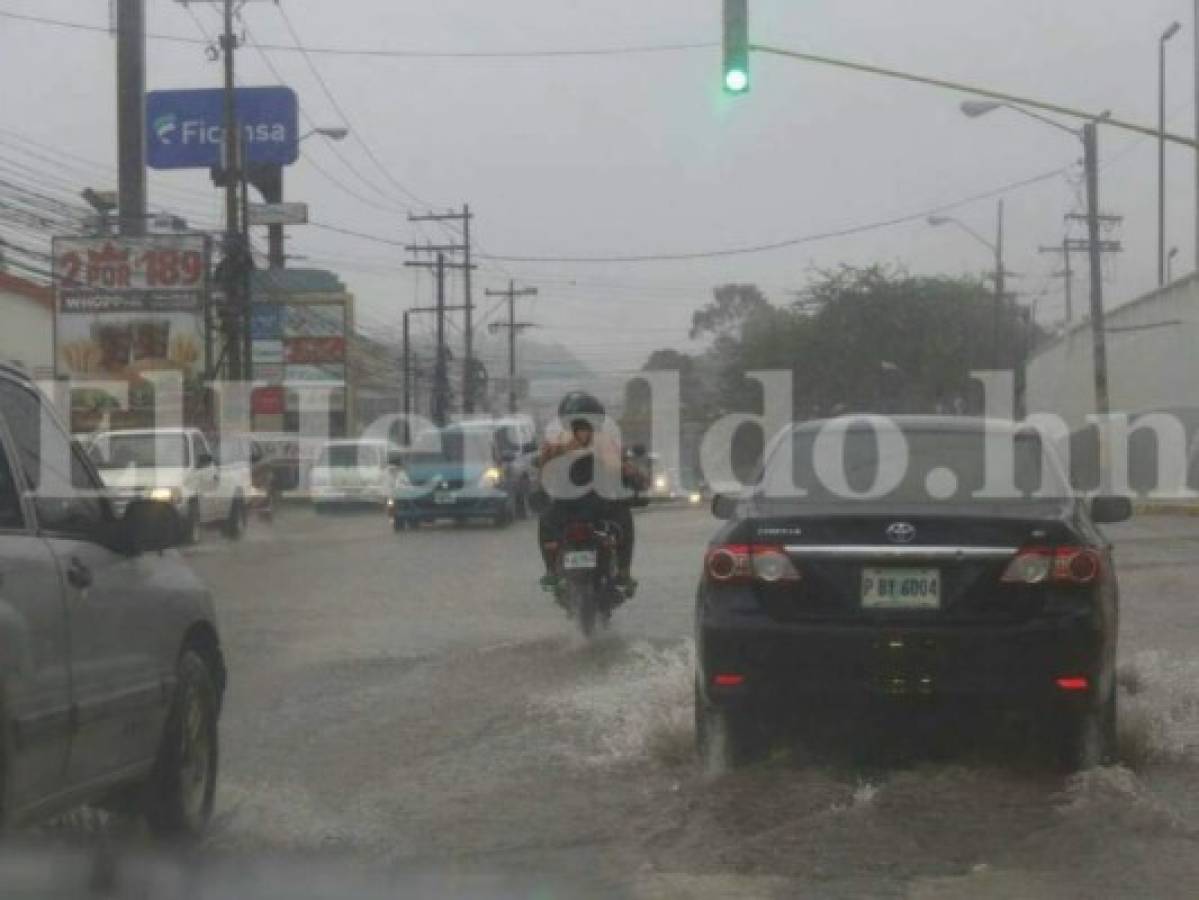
251, 445, 264, 465
387, 451, 405, 467
195, 452, 214, 469
1090, 495, 1133, 524
711, 494, 738, 520
120, 499, 184, 554
522, 441, 538, 454
499, 450, 517, 463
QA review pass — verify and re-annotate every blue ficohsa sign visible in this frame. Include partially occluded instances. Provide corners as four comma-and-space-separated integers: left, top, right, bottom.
147, 86, 299, 170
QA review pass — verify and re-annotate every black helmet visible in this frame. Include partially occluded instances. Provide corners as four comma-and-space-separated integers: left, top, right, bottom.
558, 391, 606, 425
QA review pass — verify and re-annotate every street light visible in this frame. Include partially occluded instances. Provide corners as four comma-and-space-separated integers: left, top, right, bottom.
1159, 21, 1182, 286
927, 204, 1007, 372
300, 126, 349, 142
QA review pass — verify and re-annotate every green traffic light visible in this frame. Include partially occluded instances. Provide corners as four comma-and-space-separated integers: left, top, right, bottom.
724, 68, 749, 93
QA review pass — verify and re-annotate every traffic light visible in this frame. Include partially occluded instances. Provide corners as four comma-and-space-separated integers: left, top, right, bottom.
723, 0, 749, 94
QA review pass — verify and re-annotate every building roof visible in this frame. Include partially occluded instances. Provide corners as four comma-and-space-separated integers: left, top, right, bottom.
0, 269, 52, 309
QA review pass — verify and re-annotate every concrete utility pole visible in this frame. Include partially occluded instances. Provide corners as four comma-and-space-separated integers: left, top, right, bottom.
220, 0, 243, 380
485, 281, 538, 414
405, 249, 474, 426
402, 310, 411, 423
408, 207, 476, 410
1160, 21, 1182, 285
1194, 1, 1199, 270
1083, 123, 1110, 417
994, 199, 1005, 370
115, 0, 146, 235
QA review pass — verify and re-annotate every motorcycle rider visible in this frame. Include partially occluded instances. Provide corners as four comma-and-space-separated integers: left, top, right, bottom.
536, 392, 645, 594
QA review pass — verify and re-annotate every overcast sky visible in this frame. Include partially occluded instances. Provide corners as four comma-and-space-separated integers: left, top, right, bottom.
2, 0, 1197, 377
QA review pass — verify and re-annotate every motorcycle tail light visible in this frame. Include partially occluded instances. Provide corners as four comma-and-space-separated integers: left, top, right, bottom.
1000, 546, 1102, 585
706, 544, 800, 584
563, 522, 594, 543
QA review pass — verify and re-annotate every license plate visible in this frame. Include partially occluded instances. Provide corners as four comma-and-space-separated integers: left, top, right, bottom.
861, 568, 940, 610
434, 491, 455, 505
562, 550, 598, 570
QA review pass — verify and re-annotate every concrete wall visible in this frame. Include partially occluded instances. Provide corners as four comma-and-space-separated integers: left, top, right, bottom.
1026, 273, 1199, 427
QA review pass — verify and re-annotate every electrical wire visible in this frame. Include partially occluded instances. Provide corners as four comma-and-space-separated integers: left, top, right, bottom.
0, 9, 713, 60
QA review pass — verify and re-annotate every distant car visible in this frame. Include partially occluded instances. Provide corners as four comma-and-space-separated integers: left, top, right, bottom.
454, 416, 540, 518
88, 427, 251, 541
695, 416, 1131, 772
309, 439, 402, 511
390, 424, 518, 529
0, 364, 226, 834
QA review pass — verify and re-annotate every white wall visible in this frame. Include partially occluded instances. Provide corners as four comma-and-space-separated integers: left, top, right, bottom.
0, 289, 53, 378
1026, 273, 1199, 427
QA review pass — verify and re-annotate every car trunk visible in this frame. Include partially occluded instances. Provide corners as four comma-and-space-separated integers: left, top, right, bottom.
733, 501, 1080, 625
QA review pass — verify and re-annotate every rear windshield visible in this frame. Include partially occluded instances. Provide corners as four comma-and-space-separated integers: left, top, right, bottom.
761, 425, 1068, 503
317, 444, 381, 468
90, 433, 190, 469
411, 429, 494, 464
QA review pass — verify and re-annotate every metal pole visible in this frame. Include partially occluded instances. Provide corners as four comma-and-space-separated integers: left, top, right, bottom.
240, 135, 253, 382
402, 310, 411, 437
462, 204, 474, 414
994, 199, 1005, 369
265, 166, 285, 269
115, 0, 146, 236
434, 253, 447, 427
507, 281, 518, 414
1063, 238, 1074, 323
1084, 123, 1111, 418
221, 0, 241, 380
1160, 32, 1169, 286
1194, 1, 1199, 269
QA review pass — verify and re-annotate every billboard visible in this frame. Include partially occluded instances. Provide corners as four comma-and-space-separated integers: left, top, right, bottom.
146, 86, 300, 170
53, 235, 210, 383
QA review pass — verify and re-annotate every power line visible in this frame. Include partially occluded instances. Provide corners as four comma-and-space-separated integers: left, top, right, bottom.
0, 9, 713, 59
310, 163, 1072, 264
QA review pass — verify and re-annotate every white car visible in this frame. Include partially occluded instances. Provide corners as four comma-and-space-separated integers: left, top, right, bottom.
88, 427, 251, 541
309, 439, 401, 510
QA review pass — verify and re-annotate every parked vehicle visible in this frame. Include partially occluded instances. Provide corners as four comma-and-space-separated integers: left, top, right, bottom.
390, 424, 518, 528
0, 364, 226, 834
87, 427, 252, 541
695, 416, 1131, 772
309, 439, 402, 510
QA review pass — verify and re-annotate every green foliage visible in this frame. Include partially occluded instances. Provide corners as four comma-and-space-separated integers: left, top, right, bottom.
645, 265, 1035, 421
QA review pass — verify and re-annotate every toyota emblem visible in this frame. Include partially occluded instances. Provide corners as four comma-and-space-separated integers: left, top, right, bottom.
886, 522, 916, 544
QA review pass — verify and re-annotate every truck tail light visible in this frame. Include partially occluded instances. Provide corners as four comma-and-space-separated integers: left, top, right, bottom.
705, 544, 801, 584
1000, 546, 1103, 586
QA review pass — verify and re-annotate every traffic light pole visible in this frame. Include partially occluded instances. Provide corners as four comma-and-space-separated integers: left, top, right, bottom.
221, 0, 242, 380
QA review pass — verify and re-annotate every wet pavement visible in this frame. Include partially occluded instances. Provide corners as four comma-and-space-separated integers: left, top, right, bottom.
27, 504, 1199, 897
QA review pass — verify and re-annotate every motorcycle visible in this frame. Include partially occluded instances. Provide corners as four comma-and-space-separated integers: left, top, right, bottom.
553, 515, 628, 637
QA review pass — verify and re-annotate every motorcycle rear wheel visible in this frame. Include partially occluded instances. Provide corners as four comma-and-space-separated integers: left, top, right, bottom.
567, 579, 598, 638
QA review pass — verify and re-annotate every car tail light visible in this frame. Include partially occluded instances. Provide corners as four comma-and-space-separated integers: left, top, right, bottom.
563, 522, 594, 543
705, 544, 801, 584
712, 673, 746, 687
1055, 676, 1090, 691
1000, 546, 1103, 585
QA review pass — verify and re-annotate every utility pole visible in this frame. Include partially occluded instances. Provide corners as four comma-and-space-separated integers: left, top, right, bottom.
485, 281, 538, 414
115, 0, 146, 235
220, 0, 242, 380
408, 207, 475, 410
1194, 0, 1199, 270
994, 199, 1005, 369
1082, 123, 1111, 418
402, 310, 411, 425
1161, 21, 1182, 285
1038, 239, 1074, 324
405, 252, 475, 426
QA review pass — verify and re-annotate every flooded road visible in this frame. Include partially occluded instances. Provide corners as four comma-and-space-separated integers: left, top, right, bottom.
26, 504, 1199, 897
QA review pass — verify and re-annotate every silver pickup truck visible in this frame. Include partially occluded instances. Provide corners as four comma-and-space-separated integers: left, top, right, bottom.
0, 365, 225, 834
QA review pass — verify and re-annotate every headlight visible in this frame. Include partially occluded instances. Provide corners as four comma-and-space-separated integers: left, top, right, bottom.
654, 476, 668, 490
689, 491, 703, 504
149, 486, 182, 504
479, 467, 503, 488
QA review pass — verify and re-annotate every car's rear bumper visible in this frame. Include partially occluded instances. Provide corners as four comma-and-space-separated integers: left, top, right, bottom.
698, 605, 1107, 712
